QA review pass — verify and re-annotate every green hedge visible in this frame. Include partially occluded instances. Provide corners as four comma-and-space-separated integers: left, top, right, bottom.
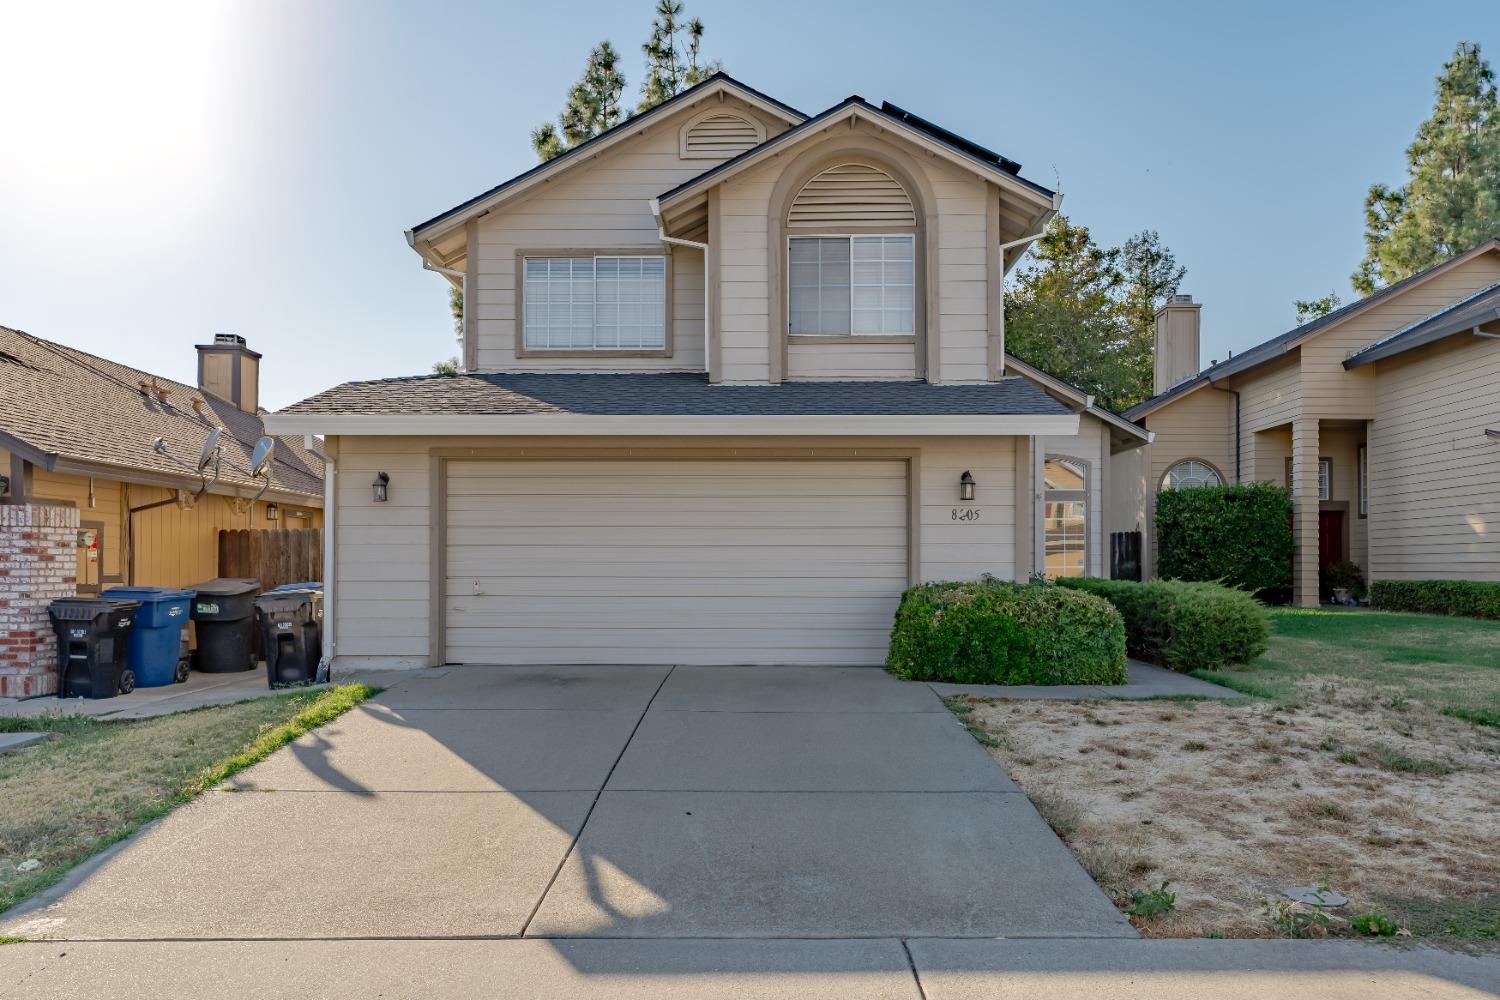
886, 579, 1126, 685
1156, 482, 1293, 594
1369, 579, 1500, 620
1057, 577, 1269, 672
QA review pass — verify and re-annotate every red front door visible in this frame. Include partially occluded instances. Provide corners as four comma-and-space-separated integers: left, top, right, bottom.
1318, 510, 1345, 569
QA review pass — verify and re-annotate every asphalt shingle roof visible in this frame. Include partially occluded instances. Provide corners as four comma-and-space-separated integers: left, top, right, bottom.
278, 371, 1073, 418
1344, 281, 1500, 367
0, 326, 322, 498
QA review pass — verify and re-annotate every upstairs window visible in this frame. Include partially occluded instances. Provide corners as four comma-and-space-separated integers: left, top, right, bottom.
789, 235, 915, 336
523, 255, 666, 351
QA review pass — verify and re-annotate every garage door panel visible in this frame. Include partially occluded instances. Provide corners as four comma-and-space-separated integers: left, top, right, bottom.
443, 458, 908, 666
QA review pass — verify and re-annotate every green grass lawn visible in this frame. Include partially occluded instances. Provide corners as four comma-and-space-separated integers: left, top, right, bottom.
1192, 607, 1500, 726
0, 684, 376, 916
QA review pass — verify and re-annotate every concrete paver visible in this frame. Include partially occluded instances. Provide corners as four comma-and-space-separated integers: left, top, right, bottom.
0, 938, 922, 1000
0, 789, 593, 940
375, 664, 671, 711
906, 938, 1500, 999
224, 703, 642, 792
527, 789, 1135, 939
928, 659, 1241, 701
653, 664, 946, 713
608, 708, 1014, 791
0, 732, 50, 754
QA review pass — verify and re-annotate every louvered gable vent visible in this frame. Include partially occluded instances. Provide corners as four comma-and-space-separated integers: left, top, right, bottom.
680, 113, 764, 159
788, 163, 915, 231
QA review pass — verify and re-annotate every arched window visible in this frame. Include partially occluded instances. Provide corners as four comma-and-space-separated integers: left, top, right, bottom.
1044, 456, 1089, 579
1162, 459, 1223, 490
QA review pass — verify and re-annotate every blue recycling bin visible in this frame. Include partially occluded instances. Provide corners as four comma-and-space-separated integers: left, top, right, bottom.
101, 587, 195, 688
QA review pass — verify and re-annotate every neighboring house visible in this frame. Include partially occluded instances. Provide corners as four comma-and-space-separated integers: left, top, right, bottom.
0, 328, 325, 592
267, 73, 1149, 670
1114, 239, 1500, 606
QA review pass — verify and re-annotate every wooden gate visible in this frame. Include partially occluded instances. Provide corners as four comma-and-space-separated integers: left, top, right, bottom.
218, 529, 322, 591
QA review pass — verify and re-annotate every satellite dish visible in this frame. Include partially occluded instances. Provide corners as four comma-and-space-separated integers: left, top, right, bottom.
250, 437, 276, 478
196, 429, 223, 473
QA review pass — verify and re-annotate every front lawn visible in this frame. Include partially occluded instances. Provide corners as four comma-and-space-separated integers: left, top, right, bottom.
1193, 608, 1500, 726
950, 608, 1500, 943
0, 684, 376, 915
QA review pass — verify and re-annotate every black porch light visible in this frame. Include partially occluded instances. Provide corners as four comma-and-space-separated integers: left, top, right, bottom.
372, 471, 390, 503
959, 470, 976, 502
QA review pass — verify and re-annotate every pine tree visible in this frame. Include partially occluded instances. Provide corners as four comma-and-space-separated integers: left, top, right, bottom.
531, 41, 627, 161
1354, 41, 1500, 293
638, 0, 720, 113
1293, 291, 1342, 326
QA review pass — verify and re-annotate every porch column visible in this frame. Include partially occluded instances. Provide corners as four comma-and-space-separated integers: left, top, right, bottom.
1291, 418, 1320, 608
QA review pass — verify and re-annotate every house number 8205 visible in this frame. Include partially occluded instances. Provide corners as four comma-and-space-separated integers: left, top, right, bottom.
951, 508, 982, 521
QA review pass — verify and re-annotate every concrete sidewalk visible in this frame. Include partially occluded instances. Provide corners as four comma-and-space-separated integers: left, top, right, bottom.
1, 938, 1494, 999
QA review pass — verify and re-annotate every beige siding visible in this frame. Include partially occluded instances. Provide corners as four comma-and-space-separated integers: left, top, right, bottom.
1298, 253, 1500, 420
716, 162, 777, 383
1139, 388, 1234, 577
470, 97, 784, 372
1369, 334, 1500, 581
785, 341, 917, 381
1107, 445, 1149, 539
932, 169, 991, 383
330, 434, 1021, 669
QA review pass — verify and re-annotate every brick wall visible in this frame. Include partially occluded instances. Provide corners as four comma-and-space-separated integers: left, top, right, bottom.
0, 503, 79, 697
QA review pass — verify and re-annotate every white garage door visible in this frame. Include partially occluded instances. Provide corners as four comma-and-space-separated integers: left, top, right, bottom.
443, 459, 909, 665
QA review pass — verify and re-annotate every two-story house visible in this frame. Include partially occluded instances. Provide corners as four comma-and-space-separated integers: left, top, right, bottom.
1114, 239, 1500, 606
268, 74, 1148, 670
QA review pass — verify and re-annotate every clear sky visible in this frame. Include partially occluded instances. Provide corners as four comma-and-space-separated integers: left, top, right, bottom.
0, 1, 1492, 409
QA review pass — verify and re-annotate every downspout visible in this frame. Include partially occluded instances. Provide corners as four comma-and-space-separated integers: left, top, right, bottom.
1207, 377, 1241, 481
304, 435, 336, 681
650, 198, 710, 374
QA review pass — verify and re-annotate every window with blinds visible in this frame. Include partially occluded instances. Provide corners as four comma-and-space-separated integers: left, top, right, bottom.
788, 235, 915, 336
523, 255, 666, 350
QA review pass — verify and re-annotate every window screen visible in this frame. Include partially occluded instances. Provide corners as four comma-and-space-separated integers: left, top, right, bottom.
524, 255, 665, 350
789, 235, 914, 336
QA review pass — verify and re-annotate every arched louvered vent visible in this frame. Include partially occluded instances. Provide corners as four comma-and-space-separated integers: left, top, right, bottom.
787, 163, 916, 231
680, 113, 764, 159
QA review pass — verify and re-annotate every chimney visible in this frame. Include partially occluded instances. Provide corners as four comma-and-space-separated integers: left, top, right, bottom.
1153, 294, 1201, 395
195, 333, 261, 413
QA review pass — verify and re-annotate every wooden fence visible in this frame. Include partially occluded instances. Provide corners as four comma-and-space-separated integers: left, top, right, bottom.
218, 528, 322, 591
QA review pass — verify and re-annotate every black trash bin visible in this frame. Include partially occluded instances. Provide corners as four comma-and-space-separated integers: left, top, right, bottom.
48, 598, 141, 698
188, 578, 261, 673
255, 588, 324, 688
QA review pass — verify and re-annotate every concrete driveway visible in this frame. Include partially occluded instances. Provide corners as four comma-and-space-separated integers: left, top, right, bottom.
6, 665, 1496, 999
0, 663, 1131, 941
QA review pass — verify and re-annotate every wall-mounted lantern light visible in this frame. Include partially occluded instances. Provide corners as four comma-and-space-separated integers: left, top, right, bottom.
0, 473, 9, 497
959, 470, 976, 503
372, 472, 390, 503
264, 502, 280, 522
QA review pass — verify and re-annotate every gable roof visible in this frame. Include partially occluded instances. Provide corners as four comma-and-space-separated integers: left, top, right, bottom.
1125, 239, 1500, 420
1343, 280, 1500, 368
655, 95, 1057, 214
1001, 354, 1151, 447
0, 326, 323, 502
406, 73, 806, 254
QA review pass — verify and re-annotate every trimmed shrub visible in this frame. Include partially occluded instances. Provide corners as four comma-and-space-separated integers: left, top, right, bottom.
886, 579, 1126, 685
1370, 579, 1500, 621
1156, 482, 1293, 594
1058, 577, 1269, 671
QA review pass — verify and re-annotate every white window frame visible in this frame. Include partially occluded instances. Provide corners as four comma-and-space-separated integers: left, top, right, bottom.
1161, 459, 1223, 491
1286, 457, 1332, 501
787, 234, 916, 338
1043, 455, 1090, 580
520, 253, 668, 353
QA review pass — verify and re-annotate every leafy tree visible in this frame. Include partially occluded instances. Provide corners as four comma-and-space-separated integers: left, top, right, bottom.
432, 357, 461, 375
638, 1, 718, 112
448, 286, 463, 335
1005, 216, 1184, 411
1354, 41, 1500, 293
532, 41, 627, 161
1293, 291, 1342, 326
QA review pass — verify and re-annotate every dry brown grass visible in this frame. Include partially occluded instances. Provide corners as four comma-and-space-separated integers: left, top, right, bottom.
962, 680, 1500, 941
